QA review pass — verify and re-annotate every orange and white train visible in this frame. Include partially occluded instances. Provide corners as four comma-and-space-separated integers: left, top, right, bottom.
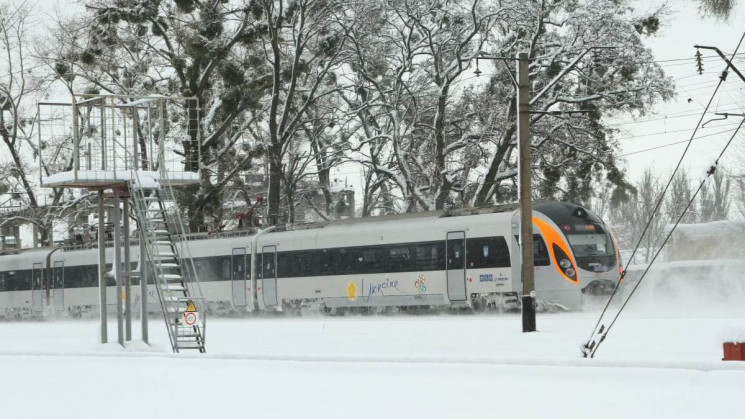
0, 201, 621, 318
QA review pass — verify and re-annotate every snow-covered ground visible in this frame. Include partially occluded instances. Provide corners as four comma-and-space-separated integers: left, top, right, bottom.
1, 301, 744, 419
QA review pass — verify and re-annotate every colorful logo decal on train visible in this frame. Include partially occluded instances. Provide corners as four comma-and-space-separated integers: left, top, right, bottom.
414, 275, 427, 293
346, 281, 357, 302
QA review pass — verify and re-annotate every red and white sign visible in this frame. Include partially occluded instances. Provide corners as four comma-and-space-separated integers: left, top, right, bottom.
183, 311, 198, 326
183, 299, 198, 326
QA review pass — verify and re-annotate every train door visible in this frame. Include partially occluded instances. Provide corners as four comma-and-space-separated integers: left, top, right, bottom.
262, 246, 278, 308
31, 262, 44, 313
231, 248, 247, 309
446, 232, 467, 301
53, 261, 65, 312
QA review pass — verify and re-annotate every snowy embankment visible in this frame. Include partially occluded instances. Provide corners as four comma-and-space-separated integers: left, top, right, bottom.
2, 272, 745, 418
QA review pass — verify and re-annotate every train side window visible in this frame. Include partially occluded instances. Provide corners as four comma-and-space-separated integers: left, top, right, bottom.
357, 247, 386, 274
8, 271, 22, 290
514, 235, 551, 267
192, 257, 207, 280
219, 256, 231, 280
415, 242, 445, 271
534, 235, 550, 266
277, 252, 293, 277
315, 249, 333, 276
336, 248, 357, 275
467, 237, 511, 269
303, 251, 320, 277
447, 238, 465, 270
388, 246, 412, 272
263, 252, 276, 278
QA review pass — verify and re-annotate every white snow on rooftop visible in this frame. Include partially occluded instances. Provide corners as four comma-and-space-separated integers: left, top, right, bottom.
41, 170, 200, 188
668, 220, 743, 238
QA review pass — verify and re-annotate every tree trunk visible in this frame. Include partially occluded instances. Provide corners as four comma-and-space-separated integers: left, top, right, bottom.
267, 145, 283, 225
472, 128, 516, 207
433, 84, 452, 210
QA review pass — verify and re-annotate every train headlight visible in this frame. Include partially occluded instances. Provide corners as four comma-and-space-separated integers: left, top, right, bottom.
551, 243, 578, 283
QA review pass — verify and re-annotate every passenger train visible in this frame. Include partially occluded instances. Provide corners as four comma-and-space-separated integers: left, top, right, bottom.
0, 201, 621, 318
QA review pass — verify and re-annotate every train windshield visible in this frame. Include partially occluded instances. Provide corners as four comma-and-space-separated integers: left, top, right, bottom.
567, 225, 616, 272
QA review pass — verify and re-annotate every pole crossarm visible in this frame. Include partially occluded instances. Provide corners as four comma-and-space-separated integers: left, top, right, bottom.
694, 45, 745, 83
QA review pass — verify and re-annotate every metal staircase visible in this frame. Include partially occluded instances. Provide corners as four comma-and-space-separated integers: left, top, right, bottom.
130, 170, 207, 353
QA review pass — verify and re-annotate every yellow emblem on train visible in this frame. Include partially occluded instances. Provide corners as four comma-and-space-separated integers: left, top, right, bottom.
346, 281, 357, 301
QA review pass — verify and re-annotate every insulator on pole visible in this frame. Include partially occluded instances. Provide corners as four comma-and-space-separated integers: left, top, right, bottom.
695, 49, 704, 75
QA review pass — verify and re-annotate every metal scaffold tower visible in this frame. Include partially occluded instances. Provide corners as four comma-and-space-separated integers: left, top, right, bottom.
37, 94, 207, 353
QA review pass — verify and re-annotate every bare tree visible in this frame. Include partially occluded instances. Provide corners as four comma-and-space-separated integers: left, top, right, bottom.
665, 168, 696, 224
699, 166, 731, 222
610, 169, 667, 263
0, 3, 74, 246
40, 0, 269, 230
339, 0, 507, 212
698, 0, 736, 19
252, 0, 349, 224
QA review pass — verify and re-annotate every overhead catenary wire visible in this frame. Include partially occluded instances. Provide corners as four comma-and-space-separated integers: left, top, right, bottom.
621, 127, 742, 156
582, 30, 745, 358
612, 122, 741, 142
586, 116, 745, 359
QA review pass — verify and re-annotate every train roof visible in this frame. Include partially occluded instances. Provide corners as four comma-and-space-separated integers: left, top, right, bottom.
281, 202, 521, 231
0, 201, 586, 261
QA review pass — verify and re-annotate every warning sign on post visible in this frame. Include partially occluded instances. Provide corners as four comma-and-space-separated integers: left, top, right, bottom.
182, 300, 198, 326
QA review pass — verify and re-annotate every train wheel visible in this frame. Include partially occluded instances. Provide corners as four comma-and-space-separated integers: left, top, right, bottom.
472, 297, 487, 313
363, 306, 379, 316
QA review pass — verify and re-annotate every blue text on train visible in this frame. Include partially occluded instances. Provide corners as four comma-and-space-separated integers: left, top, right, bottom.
368, 278, 400, 297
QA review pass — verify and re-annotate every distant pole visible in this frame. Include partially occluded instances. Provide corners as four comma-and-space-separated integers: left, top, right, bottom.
113, 188, 124, 346
140, 224, 148, 344
517, 52, 536, 333
97, 190, 107, 343
123, 196, 132, 341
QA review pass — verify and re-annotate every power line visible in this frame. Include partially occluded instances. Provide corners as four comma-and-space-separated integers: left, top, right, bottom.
604, 106, 744, 128
613, 122, 742, 142
589, 117, 744, 358
621, 127, 741, 156
583, 31, 745, 359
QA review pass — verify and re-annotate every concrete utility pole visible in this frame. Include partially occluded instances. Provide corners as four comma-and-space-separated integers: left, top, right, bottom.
516, 52, 536, 333
468, 48, 605, 333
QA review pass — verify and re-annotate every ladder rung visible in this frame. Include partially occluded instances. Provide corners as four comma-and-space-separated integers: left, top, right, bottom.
158, 263, 180, 269
162, 284, 186, 292
155, 240, 173, 245
154, 251, 176, 258
167, 307, 187, 313
177, 343, 204, 350
161, 274, 182, 280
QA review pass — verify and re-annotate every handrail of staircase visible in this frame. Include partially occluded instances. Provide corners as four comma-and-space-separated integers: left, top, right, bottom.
158, 169, 206, 307
128, 169, 178, 352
